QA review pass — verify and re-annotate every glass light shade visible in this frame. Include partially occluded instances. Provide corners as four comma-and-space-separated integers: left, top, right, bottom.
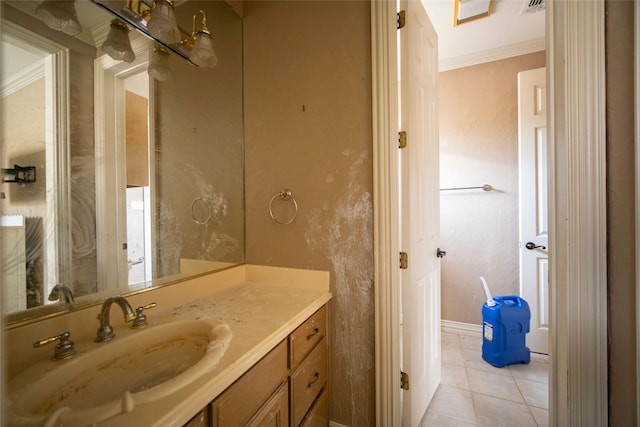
35, 0, 82, 36
102, 20, 135, 63
189, 32, 217, 68
148, 46, 172, 81
147, 0, 181, 45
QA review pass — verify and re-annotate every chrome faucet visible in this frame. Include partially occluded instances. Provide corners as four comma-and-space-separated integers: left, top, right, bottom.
33, 331, 75, 360
48, 284, 75, 305
95, 296, 136, 343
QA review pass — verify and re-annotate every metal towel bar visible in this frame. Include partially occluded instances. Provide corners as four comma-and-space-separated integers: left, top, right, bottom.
440, 184, 493, 192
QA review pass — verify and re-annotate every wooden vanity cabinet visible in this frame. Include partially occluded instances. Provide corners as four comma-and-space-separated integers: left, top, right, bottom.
246, 382, 289, 426
192, 305, 329, 427
211, 340, 288, 426
288, 306, 328, 426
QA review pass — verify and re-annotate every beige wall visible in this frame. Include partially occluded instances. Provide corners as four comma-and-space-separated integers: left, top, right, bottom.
2, 79, 46, 214
439, 52, 546, 324
605, 0, 636, 425
243, 1, 374, 425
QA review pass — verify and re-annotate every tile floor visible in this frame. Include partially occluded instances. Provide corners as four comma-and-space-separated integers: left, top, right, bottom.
421, 331, 549, 427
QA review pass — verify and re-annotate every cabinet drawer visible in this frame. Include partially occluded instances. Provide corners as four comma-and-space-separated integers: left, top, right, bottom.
289, 306, 327, 369
212, 340, 288, 427
246, 382, 289, 427
300, 387, 329, 427
290, 337, 328, 426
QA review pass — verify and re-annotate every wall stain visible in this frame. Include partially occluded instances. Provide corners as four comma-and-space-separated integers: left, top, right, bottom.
304, 150, 374, 426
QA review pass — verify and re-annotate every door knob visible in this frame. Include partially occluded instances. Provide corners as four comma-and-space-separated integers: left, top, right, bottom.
525, 242, 546, 250
436, 248, 447, 258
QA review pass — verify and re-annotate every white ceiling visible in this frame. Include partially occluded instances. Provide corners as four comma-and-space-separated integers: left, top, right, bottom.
421, 0, 545, 71
3, 0, 546, 82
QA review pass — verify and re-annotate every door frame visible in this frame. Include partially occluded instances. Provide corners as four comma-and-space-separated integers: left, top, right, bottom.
95, 36, 154, 294
1, 19, 71, 300
371, 0, 608, 425
634, 3, 640, 414
371, 1, 401, 424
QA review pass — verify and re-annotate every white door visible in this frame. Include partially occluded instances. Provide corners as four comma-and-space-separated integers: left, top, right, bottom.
518, 67, 549, 355
399, 1, 441, 425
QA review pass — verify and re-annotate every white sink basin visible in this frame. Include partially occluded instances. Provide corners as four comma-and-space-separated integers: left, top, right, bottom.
8, 319, 232, 427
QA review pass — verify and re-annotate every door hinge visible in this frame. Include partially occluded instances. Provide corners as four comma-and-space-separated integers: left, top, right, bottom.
400, 251, 408, 269
401, 371, 410, 390
397, 10, 406, 29
398, 131, 407, 149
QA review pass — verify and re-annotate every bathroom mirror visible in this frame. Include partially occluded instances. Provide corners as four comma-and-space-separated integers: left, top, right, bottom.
1, 0, 244, 325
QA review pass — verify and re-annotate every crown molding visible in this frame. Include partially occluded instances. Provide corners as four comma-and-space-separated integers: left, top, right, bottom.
439, 37, 546, 72
1, 59, 45, 98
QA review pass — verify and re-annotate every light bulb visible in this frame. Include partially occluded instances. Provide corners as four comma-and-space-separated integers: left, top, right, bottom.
147, 0, 180, 45
189, 31, 217, 68
102, 20, 135, 63
148, 46, 172, 81
188, 10, 217, 68
35, 0, 82, 36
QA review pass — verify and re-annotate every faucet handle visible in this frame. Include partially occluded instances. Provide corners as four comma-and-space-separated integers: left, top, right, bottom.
33, 331, 75, 361
132, 302, 157, 328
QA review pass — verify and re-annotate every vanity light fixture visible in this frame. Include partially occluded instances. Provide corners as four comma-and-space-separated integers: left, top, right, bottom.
35, 0, 82, 36
92, 0, 219, 68
102, 19, 136, 63
187, 10, 217, 68
148, 45, 172, 81
147, 0, 181, 45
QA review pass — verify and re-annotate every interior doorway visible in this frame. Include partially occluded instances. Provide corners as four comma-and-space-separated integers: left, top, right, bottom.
123, 72, 153, 287
94, 37, 155, 294
373, 2, 609, 426
433, 45, 549, 427
0, 20, 70, 312
437, 52, 546, 328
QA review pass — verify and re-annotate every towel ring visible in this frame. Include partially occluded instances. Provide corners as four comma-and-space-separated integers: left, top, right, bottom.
191, 197, 211, 225
269, 188, 298, 225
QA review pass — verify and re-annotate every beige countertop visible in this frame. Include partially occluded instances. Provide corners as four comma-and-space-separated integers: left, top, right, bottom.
4, 265, 331, 427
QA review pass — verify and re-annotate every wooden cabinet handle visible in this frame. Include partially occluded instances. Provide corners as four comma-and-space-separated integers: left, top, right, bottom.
306, 327, 320, 340
307, 372, 320, 389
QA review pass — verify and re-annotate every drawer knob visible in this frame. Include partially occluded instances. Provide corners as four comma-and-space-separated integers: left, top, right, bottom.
307, 372, 320, 389
306, 327, 320, 340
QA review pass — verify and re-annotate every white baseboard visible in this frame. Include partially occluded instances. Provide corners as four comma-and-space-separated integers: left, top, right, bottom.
441, 319, 482, 336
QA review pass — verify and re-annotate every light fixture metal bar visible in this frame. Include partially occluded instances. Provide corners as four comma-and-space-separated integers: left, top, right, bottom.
91, 0, 195, 65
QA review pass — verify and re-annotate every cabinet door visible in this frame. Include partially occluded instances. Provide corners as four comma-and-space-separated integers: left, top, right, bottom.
247, 383, 289, 427
300, 388, 329, 427
184, 408, 210, 427
211, 340, 288, 427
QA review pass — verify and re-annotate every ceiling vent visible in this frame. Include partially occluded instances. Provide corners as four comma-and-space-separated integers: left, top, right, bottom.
520, 0, 545, 14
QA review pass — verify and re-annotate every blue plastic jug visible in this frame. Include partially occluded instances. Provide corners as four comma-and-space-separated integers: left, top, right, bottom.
482, 295, 531, 368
